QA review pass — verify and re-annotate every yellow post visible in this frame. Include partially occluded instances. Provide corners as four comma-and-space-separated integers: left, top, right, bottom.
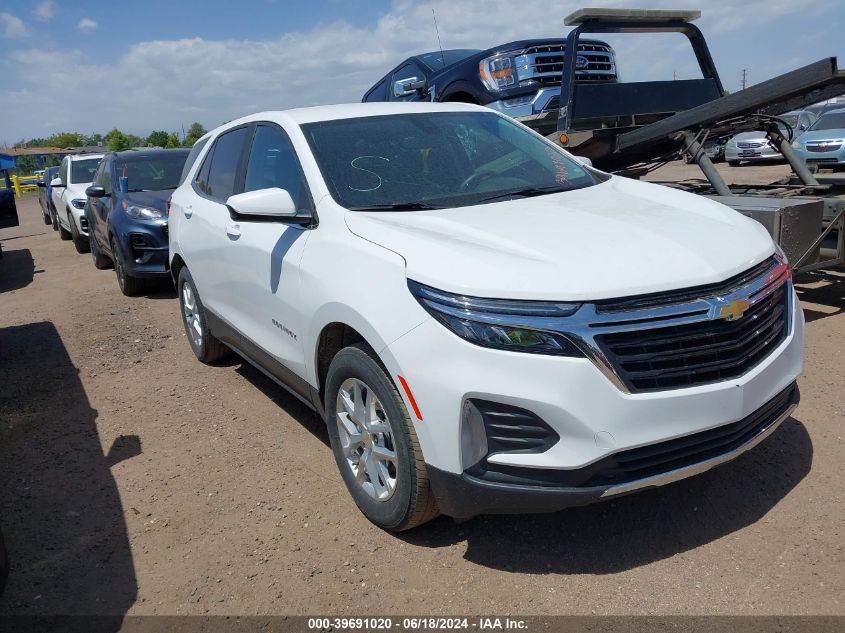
11, 174, 22, 197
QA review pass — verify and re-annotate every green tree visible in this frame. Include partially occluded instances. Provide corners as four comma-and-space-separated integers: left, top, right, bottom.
105, 128, 133, 151
165, 133, 181, 148
16, 156, 39, 174
146, 130, 170, 147
46, 132, 86, 148
183, 122, 207, 147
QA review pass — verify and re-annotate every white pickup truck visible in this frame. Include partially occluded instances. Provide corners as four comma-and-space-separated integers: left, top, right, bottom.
51, 153, 103, 253
168, 102, 803, 531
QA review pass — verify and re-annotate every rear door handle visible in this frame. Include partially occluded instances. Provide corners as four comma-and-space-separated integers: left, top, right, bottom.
226, 221, 241, 239
183, 204, 193, 218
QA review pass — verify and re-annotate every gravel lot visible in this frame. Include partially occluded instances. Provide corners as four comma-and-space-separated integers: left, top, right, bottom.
1, 163, 843, 617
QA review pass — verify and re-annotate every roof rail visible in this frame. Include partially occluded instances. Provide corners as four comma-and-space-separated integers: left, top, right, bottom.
565, 8, 701, 26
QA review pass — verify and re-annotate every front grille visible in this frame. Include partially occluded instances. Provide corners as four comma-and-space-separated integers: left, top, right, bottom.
596, 283, 789, 392
517, 42, 616, 86
806, 143, 843, 153
807, 157, 840, 163
737, 142, 763, 149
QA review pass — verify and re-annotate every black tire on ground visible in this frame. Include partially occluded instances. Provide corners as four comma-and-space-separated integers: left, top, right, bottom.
111, 237, 145, 296
69, 212, 90, 254
50, 206, 59, 231
42, 206, 52, 225
728, 160, 741, 167
90, 234, 112, 269
324, 343, 439, 531
177, 266, 230, 363
58, 214, 72, 240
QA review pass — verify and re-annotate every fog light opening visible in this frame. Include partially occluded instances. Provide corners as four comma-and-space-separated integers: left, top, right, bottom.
461, 400, 488, 470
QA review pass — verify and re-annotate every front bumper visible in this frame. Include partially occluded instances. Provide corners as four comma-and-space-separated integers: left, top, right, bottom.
485, 87, 560, 119
117, 222, 170, 278
428, 383, 798, 519
69, 207, 89, 237
795, 146, 845, 166
725, 144, 781, 162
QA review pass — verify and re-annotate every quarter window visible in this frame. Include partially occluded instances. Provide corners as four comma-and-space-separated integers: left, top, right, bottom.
180, 137, 210, 186
243, 125, 311, 211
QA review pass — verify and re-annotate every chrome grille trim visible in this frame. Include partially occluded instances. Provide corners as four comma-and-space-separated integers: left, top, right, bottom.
514, 42, 616, 84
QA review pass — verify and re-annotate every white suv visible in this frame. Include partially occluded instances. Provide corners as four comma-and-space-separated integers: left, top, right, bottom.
169, 103, 803, 531
51, 153, 104, 253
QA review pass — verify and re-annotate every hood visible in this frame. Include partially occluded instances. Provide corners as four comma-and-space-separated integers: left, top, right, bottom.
67, 182, 92, 201
123, 190, 171, 213
344, 176, 774, 301
797, 129, 845, 144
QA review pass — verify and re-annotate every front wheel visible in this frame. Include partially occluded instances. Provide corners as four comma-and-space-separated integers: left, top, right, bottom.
58, 214, 72, 240
42, 207, 52, 225
325, 344, 439, 531
177, 267, 230, 363
728, 160, 741, 167
90, 234, 112, 269
69, 212, 90, 254
111, 237, 145, 296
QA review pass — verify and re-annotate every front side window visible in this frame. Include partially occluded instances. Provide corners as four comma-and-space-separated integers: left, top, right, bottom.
70, 158, 101, 184
302, 111, 597, 211
114, 153, 189, 192
201, 127, 249, 201
243, 125, 311, 211
180, 137, 210, 186
59, 159, 68, 184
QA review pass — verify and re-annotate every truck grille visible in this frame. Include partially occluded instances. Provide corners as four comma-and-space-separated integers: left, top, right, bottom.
516, 42, 616, 86
806, 143, 843, 153
595, 282, 789, 392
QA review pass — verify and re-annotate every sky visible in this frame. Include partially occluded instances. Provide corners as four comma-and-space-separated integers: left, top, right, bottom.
1, 0, 843, 143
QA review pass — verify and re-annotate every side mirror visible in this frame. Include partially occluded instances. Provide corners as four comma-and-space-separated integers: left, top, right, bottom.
86, 185, 107, 198
37, 181, 46, 188
225, 188, 311, 225
393, 76, 426, 98
50, 177, 65, 188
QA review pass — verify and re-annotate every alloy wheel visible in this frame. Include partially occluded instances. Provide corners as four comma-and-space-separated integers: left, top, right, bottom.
181, 281, 203, 349
335, 377, 398, 501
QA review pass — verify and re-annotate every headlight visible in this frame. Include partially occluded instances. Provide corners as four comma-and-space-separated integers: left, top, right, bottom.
408, 280, 583, 357
122, 202, 163, 219
479, 52, 519, 92
791, 141, 801, 149
71, 198, 86, 209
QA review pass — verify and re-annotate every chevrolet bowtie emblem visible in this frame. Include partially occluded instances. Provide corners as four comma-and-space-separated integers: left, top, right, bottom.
719, 298, 750, 321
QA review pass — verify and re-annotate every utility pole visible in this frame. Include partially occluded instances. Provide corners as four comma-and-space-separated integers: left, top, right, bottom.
741, 68, 747, 90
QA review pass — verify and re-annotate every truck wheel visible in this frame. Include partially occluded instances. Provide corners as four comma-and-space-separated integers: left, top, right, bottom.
111, 237, 145, 296
177, 267, 230, 363
69, 213, 90, 254
325, 343, 439, 531
90, 235, 112, 270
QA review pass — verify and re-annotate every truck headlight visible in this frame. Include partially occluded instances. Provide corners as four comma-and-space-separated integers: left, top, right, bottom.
408, 280, 583, 357
479, 53, 519, 92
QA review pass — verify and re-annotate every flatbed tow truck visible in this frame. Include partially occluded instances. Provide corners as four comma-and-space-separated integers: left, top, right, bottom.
517, 8, 845, 275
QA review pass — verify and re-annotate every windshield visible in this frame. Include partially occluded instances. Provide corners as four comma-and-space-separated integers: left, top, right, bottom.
417, 49, 480, 71
70, 158, 101, 183
811, 111, 845, 132
116, 153, 190, 191
302, 112, 598, 211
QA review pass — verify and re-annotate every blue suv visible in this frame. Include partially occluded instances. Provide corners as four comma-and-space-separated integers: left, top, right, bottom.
84, 148, 189, 295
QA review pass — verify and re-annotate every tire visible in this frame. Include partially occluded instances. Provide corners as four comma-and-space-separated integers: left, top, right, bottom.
177, 267, 230, 363
111, 237, 145, 296
728, 161, 741, 167
50, 206, 59, 231
58, 213, 72, 240
90, 234, 112, 270
325, 343, 439, 531
42, 206, 52, 225
69, 212, 90, 254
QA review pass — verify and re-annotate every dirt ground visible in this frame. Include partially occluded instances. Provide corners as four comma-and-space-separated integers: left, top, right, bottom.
0, 163, 843, 618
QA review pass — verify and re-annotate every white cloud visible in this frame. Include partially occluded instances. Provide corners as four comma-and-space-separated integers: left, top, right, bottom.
77, 17, 97, 31
34, 1, 57, 21
0, 12, 28, 38
1, 0, 840, 139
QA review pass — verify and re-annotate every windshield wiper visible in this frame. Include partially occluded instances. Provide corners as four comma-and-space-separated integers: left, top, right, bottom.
474, 185, 573, 204
349, 202, 442, 211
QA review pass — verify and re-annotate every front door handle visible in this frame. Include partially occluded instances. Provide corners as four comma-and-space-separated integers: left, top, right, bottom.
183, 204, 193, 218
226, 221, 241, 239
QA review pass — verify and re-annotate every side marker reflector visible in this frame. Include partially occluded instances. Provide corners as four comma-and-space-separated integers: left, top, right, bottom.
397, 375, 423, 421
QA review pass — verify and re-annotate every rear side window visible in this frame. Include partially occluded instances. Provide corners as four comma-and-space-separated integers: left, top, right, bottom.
198, 127, 249, 201
243, 125, 312, 211
179, 137, 210, 186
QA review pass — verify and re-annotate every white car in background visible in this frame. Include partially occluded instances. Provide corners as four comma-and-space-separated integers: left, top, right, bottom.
725, 110, 816, 166
169, 103, 803, 531
51, 153, 103, 253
